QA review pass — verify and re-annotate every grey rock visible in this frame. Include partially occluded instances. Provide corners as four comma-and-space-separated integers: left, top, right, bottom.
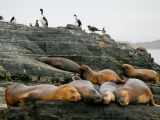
2, 101, 160, 120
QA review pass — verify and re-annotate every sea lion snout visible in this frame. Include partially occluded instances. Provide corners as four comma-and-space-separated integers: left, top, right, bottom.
38, 58, 42, 62
103, 91, 115, 104
93, 95, 102, 104
74, 94, 82, 101
119, 98, 129, 106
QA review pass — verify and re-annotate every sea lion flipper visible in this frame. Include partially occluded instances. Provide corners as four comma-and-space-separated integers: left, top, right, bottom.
149, 89, 160, 107
120, 80, 126, 84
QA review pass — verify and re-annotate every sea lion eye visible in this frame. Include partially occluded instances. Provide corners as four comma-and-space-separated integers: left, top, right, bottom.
72, 90, 75, 93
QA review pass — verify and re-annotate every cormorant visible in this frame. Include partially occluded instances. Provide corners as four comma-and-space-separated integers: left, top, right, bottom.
40, 9, 48, 27
35, 20, 39, 27
74, 14, 82, 27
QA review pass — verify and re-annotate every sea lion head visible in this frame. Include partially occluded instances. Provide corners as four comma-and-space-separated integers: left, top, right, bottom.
56, 84, 82, 102
91, 89, 102, 104
83, 88, 102, 104
122, 64, 134, 73
114, 88, 130, 106
102, 91, 115, 104
38, 57, 44, 62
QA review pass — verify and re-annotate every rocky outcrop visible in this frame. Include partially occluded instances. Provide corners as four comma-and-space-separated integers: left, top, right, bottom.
0, 101, 160, 120
0, 21, 159, 85
0, 21, 160, 119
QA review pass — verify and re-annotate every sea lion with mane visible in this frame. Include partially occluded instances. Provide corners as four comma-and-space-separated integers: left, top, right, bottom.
5, 83, 81, 109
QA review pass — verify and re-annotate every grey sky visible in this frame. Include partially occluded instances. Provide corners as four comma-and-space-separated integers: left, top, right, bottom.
1, 0, 160, 43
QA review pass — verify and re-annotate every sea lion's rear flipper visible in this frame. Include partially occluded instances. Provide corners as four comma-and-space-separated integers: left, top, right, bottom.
120, 80, 126, 84
149, 89, 160, 107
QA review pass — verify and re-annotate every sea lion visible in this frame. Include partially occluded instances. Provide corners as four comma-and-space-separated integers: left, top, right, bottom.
99, 82, 118, 104
122, 64, 159, 84
137, 45, 147, 52
5, 83, 81, 109
38, 57, 82, 75
81, 65, 126, 84
114, 78, 160, 107
69, 75, 102, 104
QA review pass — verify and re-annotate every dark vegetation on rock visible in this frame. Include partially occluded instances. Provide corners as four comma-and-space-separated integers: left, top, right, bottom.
0, 21, 160, 119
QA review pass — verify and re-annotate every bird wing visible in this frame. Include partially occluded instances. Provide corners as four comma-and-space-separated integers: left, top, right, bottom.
43, 17, 48, 26
10, 17, 14, 22
77, 19, 82, 26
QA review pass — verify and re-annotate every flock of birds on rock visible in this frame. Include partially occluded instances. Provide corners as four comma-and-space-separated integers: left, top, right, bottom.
0, 8, 107, 34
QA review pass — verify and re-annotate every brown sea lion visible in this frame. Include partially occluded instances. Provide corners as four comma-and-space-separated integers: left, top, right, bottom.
38, 57, 82, 75
99, 82, 118, 104
122, 64, 159, 84
5, 83, 81, 109
81, 65, 126, 84
69, 75, 102, 104
114, 78, 160, 107
137, 45, 147, 52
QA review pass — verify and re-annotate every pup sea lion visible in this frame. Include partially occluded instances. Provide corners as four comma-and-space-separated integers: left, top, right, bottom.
81, 65, 126, 84
38, 57, 82, 75
69, 75, 102, 104
5, 83, 81, 109
137, 45, 147, 52
114, 78, 160, 107
122, 64, 159, 84
99, 82, 117, 104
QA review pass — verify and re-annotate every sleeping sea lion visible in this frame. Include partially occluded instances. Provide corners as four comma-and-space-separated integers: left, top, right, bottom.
38, 57, 82, 75
5, 83, 81, 109
69, 75, 102, 104
122, 64, 159, 84
114, 78, 160, 107
99, 82, 118, 104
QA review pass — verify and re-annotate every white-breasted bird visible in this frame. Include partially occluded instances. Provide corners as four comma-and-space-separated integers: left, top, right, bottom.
10, 16, 16, 24
74, 14, 82, 27
35, 20, 39, 27
40, 9, 48, 27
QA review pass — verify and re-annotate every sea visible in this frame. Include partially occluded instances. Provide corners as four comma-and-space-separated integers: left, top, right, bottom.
147, 49, 160, 65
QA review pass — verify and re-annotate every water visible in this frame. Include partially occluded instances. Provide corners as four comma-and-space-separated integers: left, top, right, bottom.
147, 49, 160, 65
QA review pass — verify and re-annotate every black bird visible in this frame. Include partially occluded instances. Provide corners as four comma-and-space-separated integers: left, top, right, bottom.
10, 16, 16, 24
74, 14, 82, 27
40, 9, 48, 27
35, 20, 39, 27
0, 16, 3, 21
87, 25, 101, 33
